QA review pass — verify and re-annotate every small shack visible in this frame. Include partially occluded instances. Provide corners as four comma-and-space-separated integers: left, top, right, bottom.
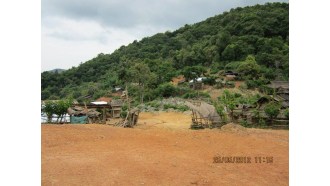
110, 99, 123, 118
224, 71, 239, 81
189, 77, 206, 90
224, 71, 239, 76
262, 81, 289, 109
263, 81, 289, 95
68, 97, 124, 124
67, 106, 102, 124
185, 100, 222, 129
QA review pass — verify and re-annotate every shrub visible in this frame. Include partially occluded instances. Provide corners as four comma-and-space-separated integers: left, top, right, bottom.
284, 108, 289, 119
120, 111, 127, 118
215, 82, 224, 89
202, 76, 216, 85
147, 101, 161, 108
213, 102, 226, 120
163, 104, 173, 110
182, 91, 210, 99
225, 81, 235, 88
246, 80, 257, 89
210, 68, 219, 74
163, 104, 188, 112
121, 103, 128, 111
258, 119, 267, 128
246, 78, 270, 89
240, 119, 249, 127
264, 102, 281, 120
176, 105, 189, 112
156, 83, 178, 97
143, 89, 159, 101
239, 82, 248, 90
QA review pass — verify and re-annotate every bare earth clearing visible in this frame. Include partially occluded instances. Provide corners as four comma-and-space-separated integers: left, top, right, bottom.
42, 112, 288, 186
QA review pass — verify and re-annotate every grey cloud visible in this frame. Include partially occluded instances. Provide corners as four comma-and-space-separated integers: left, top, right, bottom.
46, 31, 108, 44
42, 0, 288, 31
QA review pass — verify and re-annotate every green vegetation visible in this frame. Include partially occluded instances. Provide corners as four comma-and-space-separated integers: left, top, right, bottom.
42, 3, 289, 104
264, 102, 281, 121
143, 99, 189, 112
42, 99, 73, 123
182, 91, 210, 99
163, 104, 189, 112
284, 108, 289, 119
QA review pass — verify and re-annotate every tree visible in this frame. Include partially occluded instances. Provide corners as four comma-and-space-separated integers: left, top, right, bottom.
216, 31, 231, 54
42, 99, 72, 123
128, 62, 156, 104
53, 99, 73, 123
219, 89, 238, 122
237, 55, 261, 80
156, 83, 178, 98
182, 66, 207, 81
42, 101, 56, 123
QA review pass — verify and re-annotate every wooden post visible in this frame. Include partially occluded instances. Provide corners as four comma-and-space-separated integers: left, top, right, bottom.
126, 85, 130, 111
103, 107, 106, 123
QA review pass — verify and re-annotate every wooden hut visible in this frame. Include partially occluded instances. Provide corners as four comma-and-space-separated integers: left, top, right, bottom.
110, 99, 123, 118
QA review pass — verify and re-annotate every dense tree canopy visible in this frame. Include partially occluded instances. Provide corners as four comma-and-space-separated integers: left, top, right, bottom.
42, 2, 289, 101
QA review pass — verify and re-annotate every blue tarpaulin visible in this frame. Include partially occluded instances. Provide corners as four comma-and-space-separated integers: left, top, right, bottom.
70, 116, 88, 124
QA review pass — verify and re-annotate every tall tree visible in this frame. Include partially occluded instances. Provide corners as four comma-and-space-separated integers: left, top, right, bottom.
237, 55, 261, 80
128, 62, 156, 103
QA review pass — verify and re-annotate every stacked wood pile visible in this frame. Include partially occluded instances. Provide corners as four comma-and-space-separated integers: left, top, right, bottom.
115, 108, 140, 128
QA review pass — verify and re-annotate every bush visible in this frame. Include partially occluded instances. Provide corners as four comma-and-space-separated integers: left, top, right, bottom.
143, 89, 159, 101
240, 119, 249, 127
225, 81, 235, 88
121, 103, 128, 111
245, 80, 255, 89
213, 102, 227, 121
146, 101, 161, 108
215, 82, 224, 89
176, 105, 189, 112
264, 102, 281, 120
163, 104, 173, 110
258, 119, 267, 128
182, 91, 210, 99
156, 83, 178, 97
284, 108, 289, 119
120, 111, 127, 118
163, 103, 189, 112
202, 76, 216, 85
239, 82, 248, 90
246, 78, 270, 89
224, 61, 242, 71
210, 68, 219, 74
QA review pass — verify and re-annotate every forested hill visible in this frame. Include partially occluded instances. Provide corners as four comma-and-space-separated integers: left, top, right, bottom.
42, 2, 289, 101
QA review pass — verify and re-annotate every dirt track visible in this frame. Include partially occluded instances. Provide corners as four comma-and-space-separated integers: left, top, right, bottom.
42, 112, 288, 186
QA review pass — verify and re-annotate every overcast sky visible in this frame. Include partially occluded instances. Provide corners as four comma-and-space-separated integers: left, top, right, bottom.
41, 0, 288, 72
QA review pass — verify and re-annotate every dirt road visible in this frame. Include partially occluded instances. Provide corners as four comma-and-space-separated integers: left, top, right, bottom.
42, 112, 288, 186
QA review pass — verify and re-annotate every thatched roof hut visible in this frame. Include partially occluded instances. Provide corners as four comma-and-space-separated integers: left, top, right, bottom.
185, 100, 221, 123
266, 81, 289, 90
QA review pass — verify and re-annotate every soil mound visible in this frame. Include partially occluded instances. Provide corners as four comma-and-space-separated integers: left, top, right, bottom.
221, 123, 246, 132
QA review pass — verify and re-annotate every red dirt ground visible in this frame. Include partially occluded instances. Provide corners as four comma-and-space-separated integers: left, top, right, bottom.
42, 112, 288, 186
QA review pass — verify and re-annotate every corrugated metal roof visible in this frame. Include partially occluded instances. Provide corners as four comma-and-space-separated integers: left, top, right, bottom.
91, 101, 108, 105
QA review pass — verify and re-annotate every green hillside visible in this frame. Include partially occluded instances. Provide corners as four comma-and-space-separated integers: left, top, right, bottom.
41, 2, 288, 102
